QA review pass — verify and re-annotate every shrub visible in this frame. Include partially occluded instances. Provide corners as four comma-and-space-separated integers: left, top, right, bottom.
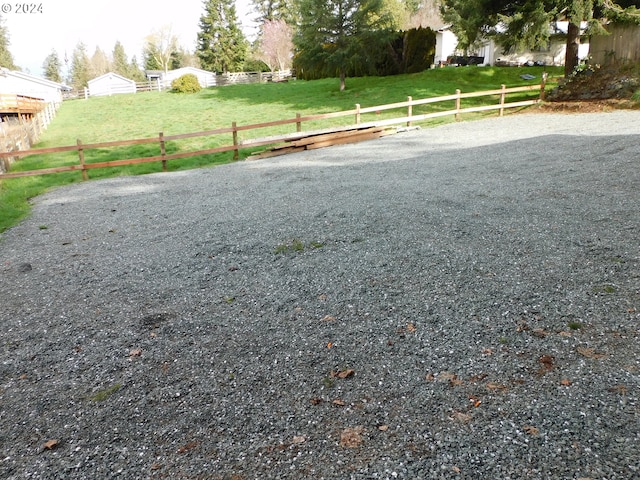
171, 74, 202, 93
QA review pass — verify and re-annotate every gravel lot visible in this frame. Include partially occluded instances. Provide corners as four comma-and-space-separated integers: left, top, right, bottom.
1, 111, 639, 479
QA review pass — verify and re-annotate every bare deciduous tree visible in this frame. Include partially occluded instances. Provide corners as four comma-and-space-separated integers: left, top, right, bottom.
143, 25, 179, 74
256, 19, 293, 71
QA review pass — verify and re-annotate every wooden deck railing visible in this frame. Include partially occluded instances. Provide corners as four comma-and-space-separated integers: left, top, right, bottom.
0, 94, 47, 114
0, 80, 547, 180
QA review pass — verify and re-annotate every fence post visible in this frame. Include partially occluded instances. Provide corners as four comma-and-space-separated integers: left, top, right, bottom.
159, 132, 167, 172
232, 122, 239, 160
296, 113, 301, 132
407, 96, 413, 127
455, 89, 461, 122
84, 88, 88, 100
355, 104, 361, 125
77, 139, 88, 180
540, 72, 548, 101
499, 84, 506, 117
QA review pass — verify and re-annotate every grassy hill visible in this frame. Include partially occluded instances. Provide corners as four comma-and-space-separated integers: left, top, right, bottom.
0, 66, 561, 233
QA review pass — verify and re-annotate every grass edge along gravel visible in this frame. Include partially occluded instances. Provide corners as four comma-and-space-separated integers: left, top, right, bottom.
0, 66, 562, 234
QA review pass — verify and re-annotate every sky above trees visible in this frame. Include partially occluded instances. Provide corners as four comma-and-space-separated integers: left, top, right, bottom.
2, 0, 256, 75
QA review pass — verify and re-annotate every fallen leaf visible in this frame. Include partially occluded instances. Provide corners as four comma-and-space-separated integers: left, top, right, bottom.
177, 441, 199, 454
450, 377, 464, 387
532, 328, 549, 338
292, 435, 306, 444
318, 294, 328, 301
482, 348, 494, 355
452, 466, 461, 473
450, 411, 472, 424
322, 315, 336, 322
425, 373, 435, 381
340, 426, 365, 448
438, 371, 457, 382
332, 399, 346, 406
523, 425, 539, 436
43, 439, 59, 450
608, 384, 628, 395
162, 361, 170, 374
19, 374, 28, 380
577, 347, 607, 359
538, 355, 555, 370
310, 397, 323, 405
327, 342, 333, 349
337, 369, 355, 379
486, 382, 508, 391
150, 463, 162, 471
560, 378, 572, 386
129, 348, 142, 357
406, 323, 416, 333
469, 395, 481, 408
377, 425, 389, 431
558, 331, 573, 337
469, 373, 488, 382
294, 306, 303, 313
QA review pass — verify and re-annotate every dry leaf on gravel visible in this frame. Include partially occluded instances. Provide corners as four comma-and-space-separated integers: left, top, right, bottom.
332, 399, 346, 406
310, 397, 323, 405
560, 379, 572, 386
129, 348, 142, 357
335, 369, 355, 379
486, 382, 508, 391
577, 347, 607, 359
450, 411, 472, 424
523, 425, 539, 435
42, 439, 59, 450
608, 385, 628, 395
377, 425, 389, 431
292, 435, 306, 444
532, 328, 549, 338
321, 315, 336, 322
340, 426, 365, 448
177, 441, 199, 454
538, 355, 555, 371
406, 323, 417, 333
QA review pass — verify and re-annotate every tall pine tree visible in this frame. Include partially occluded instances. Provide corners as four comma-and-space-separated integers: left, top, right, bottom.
294, 0, 394, 90
0, 15, 18, 69
42, 50, 62, 82
69, 42, 90, 90
197, 0, 248, 73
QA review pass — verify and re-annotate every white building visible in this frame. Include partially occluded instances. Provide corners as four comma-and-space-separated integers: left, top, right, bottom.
435, 22, 590, 67
0, 68, 66, 103
88, 72, 137, 97
146, 67, 217, 89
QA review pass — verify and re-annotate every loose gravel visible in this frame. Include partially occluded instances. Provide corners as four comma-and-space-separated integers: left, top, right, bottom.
1, 111, 639, 479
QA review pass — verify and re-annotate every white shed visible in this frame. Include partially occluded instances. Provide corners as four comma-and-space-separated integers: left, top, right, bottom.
158, 67, 217, 88
0, 68, 65, 104
88, 72, 137, 97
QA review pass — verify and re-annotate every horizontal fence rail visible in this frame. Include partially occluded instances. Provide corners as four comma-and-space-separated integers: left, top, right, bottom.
0, 80, 547, 180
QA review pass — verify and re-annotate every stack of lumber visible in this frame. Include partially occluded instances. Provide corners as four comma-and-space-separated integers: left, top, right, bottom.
247, 125, 396, 160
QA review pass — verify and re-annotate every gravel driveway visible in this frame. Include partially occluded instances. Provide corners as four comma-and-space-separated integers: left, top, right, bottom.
1, 111, 639, 479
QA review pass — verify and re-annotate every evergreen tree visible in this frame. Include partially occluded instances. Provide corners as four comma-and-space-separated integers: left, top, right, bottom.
0, 15, 18, 69
89, 46, 111, 78
128, 56, 146, 81
69, 42, 91, 90
293, 0, 394, 91
42, 50, 62, 82
112, 41, 130, 77
197, 0, 248, 73
251, 0, 295, 23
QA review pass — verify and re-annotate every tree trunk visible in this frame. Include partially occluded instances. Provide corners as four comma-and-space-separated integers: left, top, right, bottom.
564, 21, 580, 77
340, 70, 346, 91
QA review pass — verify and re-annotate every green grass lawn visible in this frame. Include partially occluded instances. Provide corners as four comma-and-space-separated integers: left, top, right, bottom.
0, 66, 562, 233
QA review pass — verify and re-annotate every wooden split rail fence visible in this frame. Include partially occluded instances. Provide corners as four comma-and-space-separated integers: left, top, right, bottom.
0, 79, 548, 180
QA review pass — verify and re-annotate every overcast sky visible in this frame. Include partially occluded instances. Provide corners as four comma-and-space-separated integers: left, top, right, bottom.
4, 0, 256, 77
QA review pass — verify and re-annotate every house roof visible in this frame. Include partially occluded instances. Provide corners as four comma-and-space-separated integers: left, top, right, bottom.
0, 67, 68, 90
88, 72, 136, 85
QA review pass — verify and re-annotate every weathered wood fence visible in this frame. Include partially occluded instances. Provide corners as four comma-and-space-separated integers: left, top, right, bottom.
0, 101, 60, 172
63, 70, 295, 99
0, 81, 546, 180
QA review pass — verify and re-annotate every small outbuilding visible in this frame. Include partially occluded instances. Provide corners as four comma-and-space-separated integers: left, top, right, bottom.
88, 72, 137, 97
0, 68, 66, 104
146, 67, 217, 89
